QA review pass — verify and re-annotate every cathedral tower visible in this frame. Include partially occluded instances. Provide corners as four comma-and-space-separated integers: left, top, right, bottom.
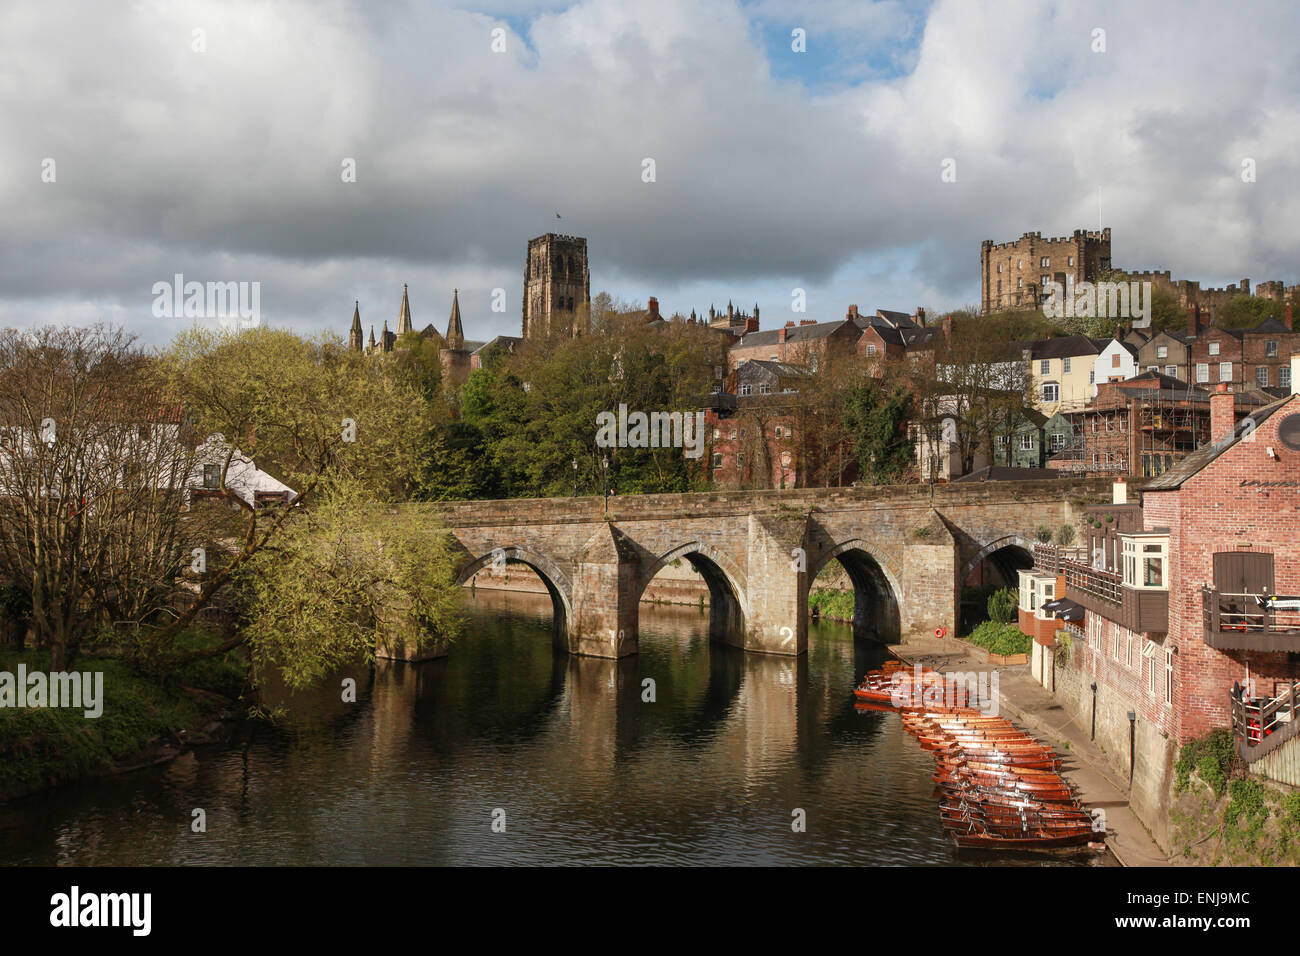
522, 234, 590, 338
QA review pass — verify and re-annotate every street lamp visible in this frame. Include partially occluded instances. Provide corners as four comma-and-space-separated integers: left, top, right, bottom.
572, 457, 578, 497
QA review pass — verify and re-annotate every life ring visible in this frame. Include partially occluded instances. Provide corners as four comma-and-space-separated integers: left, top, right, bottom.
936, 626, 948, 638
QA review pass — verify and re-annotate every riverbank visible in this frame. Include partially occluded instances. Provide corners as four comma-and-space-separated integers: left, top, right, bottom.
891, 633, 1169, 866
0, 647, 246, 803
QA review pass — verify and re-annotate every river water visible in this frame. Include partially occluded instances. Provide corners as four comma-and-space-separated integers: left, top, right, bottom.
0, 589, 1104, 866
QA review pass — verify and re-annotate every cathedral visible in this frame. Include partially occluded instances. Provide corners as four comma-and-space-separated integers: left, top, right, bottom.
348, 284, 476, 388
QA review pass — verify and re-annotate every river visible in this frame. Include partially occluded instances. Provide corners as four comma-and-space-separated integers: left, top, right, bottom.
0, 589, 1106, 865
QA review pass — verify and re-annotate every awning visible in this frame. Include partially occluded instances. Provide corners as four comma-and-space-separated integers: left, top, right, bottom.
1041, 598, 1084, 622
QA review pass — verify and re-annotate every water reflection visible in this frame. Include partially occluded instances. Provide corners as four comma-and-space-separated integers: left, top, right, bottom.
0, 590, 1102, 866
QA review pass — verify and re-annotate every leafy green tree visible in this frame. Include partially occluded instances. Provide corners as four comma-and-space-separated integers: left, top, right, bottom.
842, 378, 915, 484
1216, 294, 1282, 331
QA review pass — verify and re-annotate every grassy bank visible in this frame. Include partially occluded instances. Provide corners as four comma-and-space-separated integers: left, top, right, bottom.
808, 587, 854, 622
0, 642, 246, 801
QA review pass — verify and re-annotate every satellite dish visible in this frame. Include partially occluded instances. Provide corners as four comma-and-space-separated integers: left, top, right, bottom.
1278, 413, 1300, 452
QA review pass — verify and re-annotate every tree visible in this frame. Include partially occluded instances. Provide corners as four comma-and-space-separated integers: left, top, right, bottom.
1216, 294, 1282, 331
842, 378, 914, 484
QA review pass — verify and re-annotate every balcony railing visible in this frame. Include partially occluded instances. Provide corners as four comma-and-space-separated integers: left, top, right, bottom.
1033, 543, 1087, 573
1062, 559, 1121, 605
1231, 679, 1300, 762
1203, 587, 1300, 652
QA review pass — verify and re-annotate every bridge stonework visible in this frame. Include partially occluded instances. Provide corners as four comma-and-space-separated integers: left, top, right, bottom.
416, 478, 1110, 660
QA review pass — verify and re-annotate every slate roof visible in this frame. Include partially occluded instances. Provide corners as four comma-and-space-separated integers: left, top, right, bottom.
1026, 335, 1102, 360
735, 320, 849, 348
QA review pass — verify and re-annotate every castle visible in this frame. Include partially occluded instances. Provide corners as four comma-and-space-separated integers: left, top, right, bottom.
981, 227, 1300, 319
347, 283, 477, 388
522, 233, 590, 337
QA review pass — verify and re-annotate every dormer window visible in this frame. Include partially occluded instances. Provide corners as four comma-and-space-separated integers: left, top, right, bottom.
1121, 533, 1168, 589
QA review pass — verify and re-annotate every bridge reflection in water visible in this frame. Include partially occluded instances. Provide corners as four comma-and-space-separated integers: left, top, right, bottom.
0, 590, 1103, 866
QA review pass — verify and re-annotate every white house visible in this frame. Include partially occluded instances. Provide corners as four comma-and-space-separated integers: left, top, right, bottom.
1091, 338, 1139, 397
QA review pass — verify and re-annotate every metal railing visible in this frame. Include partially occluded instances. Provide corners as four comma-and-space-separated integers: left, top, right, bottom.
1232, 680, 1300, 751
1202, 587, 1300, 636
1062, 559, 1121, 605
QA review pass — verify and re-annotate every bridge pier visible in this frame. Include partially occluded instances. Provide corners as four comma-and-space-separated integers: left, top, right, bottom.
569, 524, 640, 659
741, 514, 808, 656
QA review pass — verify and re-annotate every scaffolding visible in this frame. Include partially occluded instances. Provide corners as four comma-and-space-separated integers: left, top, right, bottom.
1048, 375, 1270, 478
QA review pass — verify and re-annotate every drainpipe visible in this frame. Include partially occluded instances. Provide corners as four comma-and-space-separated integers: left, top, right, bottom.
1090, 681, 1098, 740
1127, 710, 1137, 787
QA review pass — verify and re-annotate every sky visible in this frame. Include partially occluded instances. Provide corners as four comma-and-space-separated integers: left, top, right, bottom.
3, 0, 1300, 347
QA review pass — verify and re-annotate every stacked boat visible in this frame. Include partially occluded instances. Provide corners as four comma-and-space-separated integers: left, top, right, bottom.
855, 664, 1103, 852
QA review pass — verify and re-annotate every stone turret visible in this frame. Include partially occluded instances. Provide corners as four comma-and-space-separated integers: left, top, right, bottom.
397, 283, 413, 337
446, 289, 465, 350
349, 301, 363, 351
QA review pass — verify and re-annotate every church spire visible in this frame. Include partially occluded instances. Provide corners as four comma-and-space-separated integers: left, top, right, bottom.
349, 301, 362, 351
446, 288, 465, 350
397, 283, 413, 336
368, 325, 375, 350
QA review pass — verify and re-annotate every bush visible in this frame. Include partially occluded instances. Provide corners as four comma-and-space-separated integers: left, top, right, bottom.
807, 588, 854, 620
987, 588, 1018, 625
966, 620, 1031, 656
1055, 523, 1076, 546
1174, 729, 1236, 798
1035, 525, 1053, 543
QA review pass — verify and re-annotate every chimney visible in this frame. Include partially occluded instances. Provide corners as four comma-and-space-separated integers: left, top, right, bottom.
1285, 304, 1293, 330
778, 326, 788, 343
648, 296, 660, 320
915, 307, 926, 327
745, 316, 759, 333
1187, 304, 1201, 338
847, 304, 859, 320
1211, 383, 1235, 445
941, 314, 953, 345
800, 319, 816, 326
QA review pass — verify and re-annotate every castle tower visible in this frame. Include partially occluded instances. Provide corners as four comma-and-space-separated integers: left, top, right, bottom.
522, 233, 590, 338
446, 288, 465, 350
397, 283, 413, 337
349, 301, 363, 352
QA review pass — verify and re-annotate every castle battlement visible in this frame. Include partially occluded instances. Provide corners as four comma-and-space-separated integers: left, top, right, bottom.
982, 227, 1110, 253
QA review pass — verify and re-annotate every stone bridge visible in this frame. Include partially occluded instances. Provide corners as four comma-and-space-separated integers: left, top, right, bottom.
412, 478, 1110, 659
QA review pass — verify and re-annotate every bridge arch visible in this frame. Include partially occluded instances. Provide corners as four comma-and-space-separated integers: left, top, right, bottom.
458, 546, 574, 631
809, 540, 903, 644
639, 542, 748, 646
960, 534, 1035, 590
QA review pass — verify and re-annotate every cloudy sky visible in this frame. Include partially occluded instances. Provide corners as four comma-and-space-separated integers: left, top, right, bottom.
3, 0, 1299, 346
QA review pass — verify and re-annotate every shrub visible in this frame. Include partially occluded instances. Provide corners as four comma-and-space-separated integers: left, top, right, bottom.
1035, 525, 1053, 543
1055, 523, 1076, 546
987, 588, 1018, 625
967, 620, 1031, 656
1174, 729, 1236, 798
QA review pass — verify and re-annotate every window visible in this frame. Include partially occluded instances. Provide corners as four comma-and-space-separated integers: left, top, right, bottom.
1219, 361, 1232, 382
711, 453, 722, 467
1040, 257, 1050, 268
1147, 365, 1158, 373
1266, 340, 1279, 358
1089, 370, 1095, 384
1125, 631, 1134, 669
1165, 365, 1177, 378
1050, 433, 1067, 453
1282, 366, 1292, 389
1063, 357, 1072, 373
998, 434, 1009, 447
774, 426, 783, 438
740, 384, 752, 396
1040, 275, 1050, 288
1111, 352, 1121, 368
712, 427, 720, 439
137, 425, 150, 441
1256, 366, 1269, 387
202, 464, 220, 489
769, 354, 778, 361
1146, 642, 1160, 696
1020, 434, 1035, 451
1042, 383, 1059, 402
1040, 359, 1051, 375
730, 430, 737, 440
1017, 278, 1023, 288
737, 452, 745, 465
997, 263, 1003, 273
1018, 260, 1023, 269
1196, 363, 1209, 383
1068, 256, 1075, 267
1122, 535, 1167, 589
738, 428, 746, 439
1157, 345, 1168, 359
866, 344, 877, 356
1209, 341, 1220, 356
759, 384, 772, 395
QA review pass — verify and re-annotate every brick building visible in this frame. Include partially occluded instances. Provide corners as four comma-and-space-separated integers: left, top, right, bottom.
1021, 389, 1300, 846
